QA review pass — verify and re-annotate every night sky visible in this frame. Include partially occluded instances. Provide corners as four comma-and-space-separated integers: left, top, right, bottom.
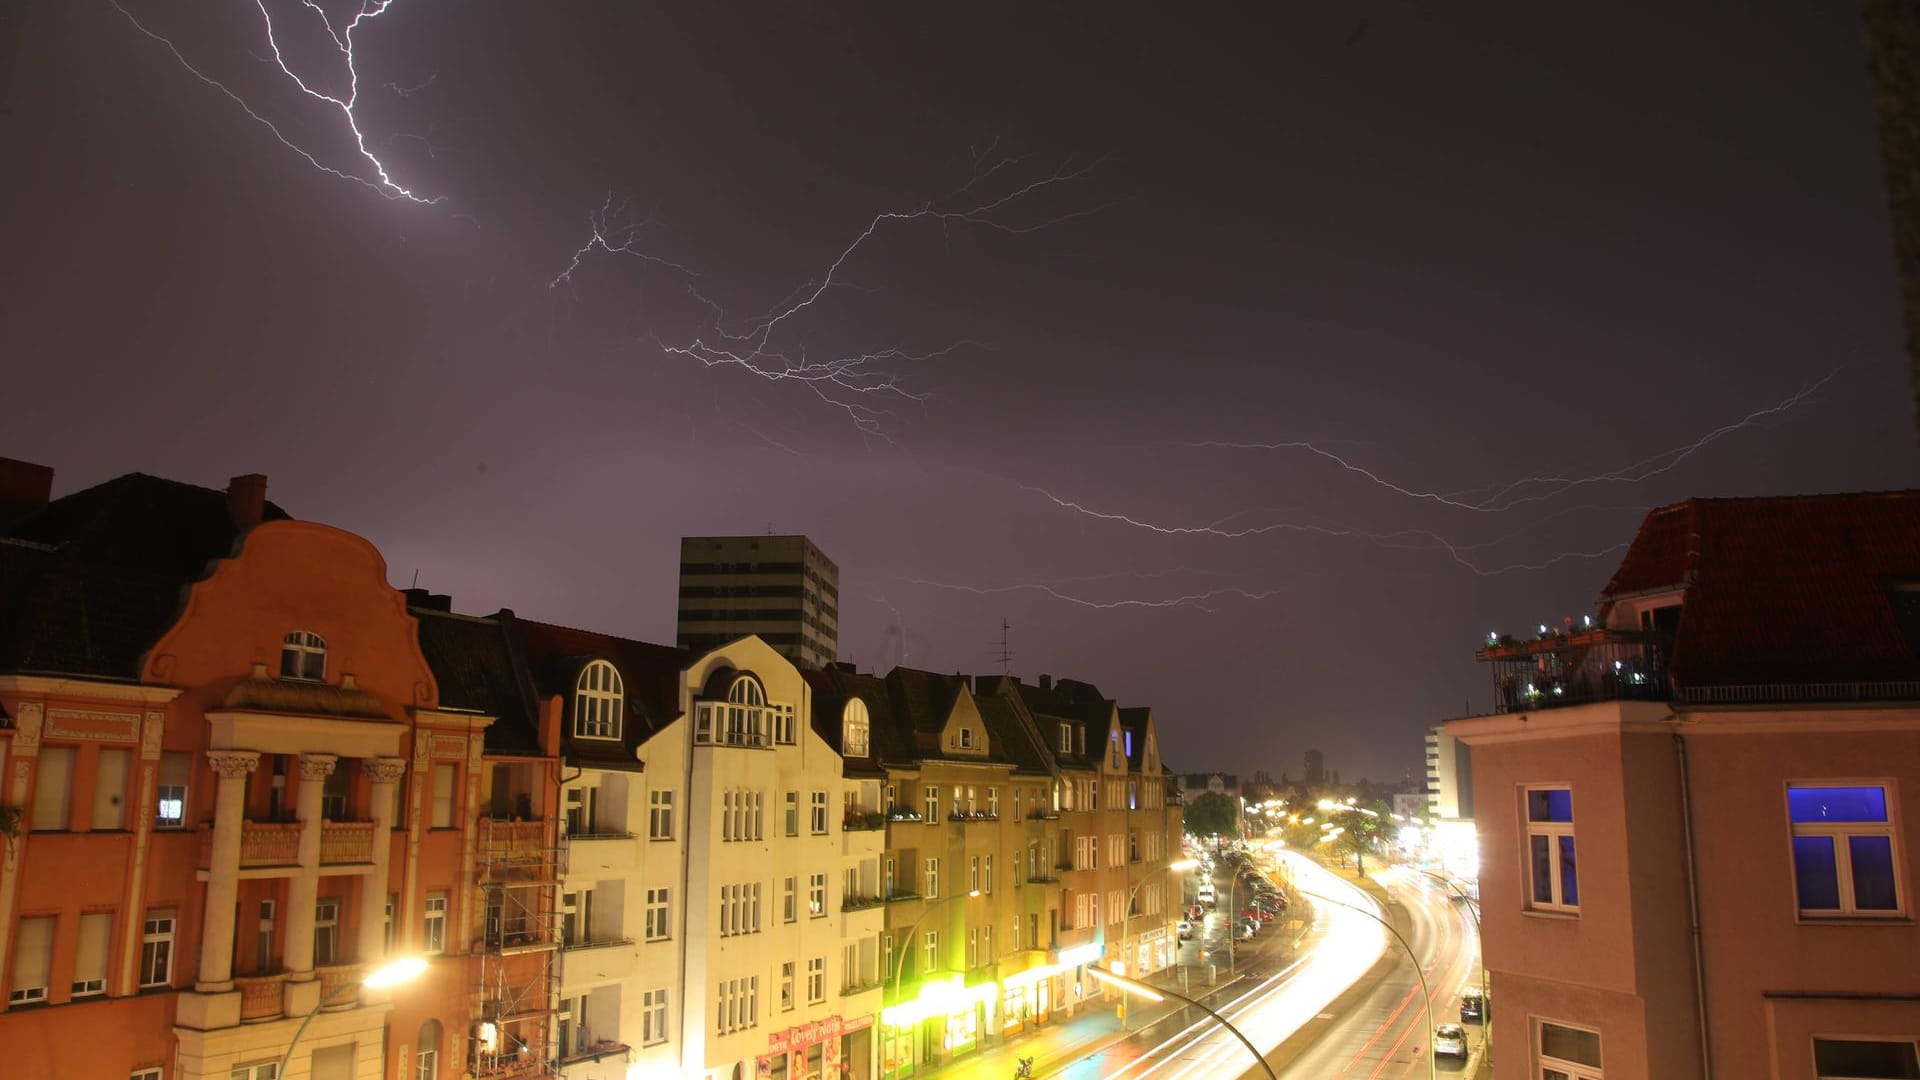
6, 2, 1917, 784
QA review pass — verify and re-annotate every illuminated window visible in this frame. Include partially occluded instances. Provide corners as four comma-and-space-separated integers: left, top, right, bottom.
155, 752, 190, 828
1789, 784, 1903, 917
1523, 787, 1578, 913
843, 699, 870, 757
574, 660, 623, 740
642, 988, 669, 1045
279, 631, 326, 681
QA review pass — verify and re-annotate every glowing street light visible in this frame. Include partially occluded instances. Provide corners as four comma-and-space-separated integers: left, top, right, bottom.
280, 956, 429, 1076
1090, 967, 1278, 1080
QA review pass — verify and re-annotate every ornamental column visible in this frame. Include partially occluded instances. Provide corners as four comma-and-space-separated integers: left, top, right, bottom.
282, 752, 337, 980
198, 750, 260, 992
358, 757, 407, 962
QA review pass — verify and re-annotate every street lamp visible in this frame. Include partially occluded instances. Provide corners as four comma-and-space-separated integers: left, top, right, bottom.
1414, 869, 1490, 1065
1298, 888, 1437, 1080
278, 956, 429, 1077
1089, 967, 1277, 1080
1117, 858, 1197, 1027
884, 890, 981, 1079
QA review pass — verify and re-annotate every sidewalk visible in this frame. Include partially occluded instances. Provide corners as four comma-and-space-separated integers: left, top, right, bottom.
910, 929, 1297, 1080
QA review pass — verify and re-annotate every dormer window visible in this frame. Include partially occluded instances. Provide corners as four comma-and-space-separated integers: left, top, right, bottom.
574, 660, 624, 740
1058, 724, 1072, 754
957, 728, 975, 750
843, 699, 870, 758
280, 632, 327, 681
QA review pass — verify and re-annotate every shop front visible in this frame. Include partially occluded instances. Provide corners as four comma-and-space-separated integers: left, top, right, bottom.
878, 976, 999, 1078
758, 1016, 842, 1080
1134, 927, 1171, 976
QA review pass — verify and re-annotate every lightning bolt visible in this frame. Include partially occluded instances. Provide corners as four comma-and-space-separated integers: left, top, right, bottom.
903, 577, 1291, 614
552, 158, 1108, 437
1184, 371, 1837, 513
112, 0, 440, 204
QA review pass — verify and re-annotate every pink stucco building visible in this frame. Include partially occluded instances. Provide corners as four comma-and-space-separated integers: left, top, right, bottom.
1450, 492, 1920, 1080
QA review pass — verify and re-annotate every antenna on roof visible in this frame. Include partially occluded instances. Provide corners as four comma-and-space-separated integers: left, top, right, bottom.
992, 619, 1014, 674
410, 568, 419, 589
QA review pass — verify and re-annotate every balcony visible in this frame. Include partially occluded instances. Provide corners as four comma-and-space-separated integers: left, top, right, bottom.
560, 1042, 631, 1069
948, 810, 999, 824
236, 972, 289, 1021
843, 811, 886, 832
319, 821, 374, 864
840, 894, 885, 913
1478, 628, 1671, 713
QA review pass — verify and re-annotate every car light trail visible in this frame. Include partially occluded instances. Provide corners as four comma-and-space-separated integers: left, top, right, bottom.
1107, 852, 1385, 1080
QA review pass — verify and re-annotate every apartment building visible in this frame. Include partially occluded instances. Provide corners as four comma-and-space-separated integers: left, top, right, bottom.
1449, 492, 1920, 1080
677, 535, 840, 670
0, 466, 508, 1080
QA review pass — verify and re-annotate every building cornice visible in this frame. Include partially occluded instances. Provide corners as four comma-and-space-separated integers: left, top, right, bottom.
0, 674, 183, 705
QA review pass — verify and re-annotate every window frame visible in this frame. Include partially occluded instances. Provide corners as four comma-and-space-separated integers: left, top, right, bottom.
809, 873, 828, 918
1522, 785, 1580, 914
312, 898, 340, 966
140, 909, 176, 989
806, 956, 825, 1004
423, 892, 447, 954
648, 788, 675, 840
645, 887, 672, 942
642, 987, 669, 1046
1534, 1018, 1603, 1080
573, 659, 624, 741
280, 631, 327, 682
809, 790, 828, 835
1785, 780, 1907, 920
1812, 1036, 1920, 1079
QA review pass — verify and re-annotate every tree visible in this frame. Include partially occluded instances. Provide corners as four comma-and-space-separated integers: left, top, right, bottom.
1184, 792, 1238, 838
1326, 801, 1391, 873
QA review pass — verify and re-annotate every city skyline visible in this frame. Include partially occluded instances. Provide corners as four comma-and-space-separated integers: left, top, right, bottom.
8, 2, 1918, 784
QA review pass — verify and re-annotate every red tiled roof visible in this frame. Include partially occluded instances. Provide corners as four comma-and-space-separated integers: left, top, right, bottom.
1600, 491, 1920, 687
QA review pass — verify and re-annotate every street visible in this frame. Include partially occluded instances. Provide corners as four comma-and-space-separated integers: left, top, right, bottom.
1275, 866, 1484, 1079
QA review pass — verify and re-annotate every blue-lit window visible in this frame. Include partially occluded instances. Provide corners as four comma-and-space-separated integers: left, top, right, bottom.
1788, 783, 1903, 917
1524, 786, 1578, 912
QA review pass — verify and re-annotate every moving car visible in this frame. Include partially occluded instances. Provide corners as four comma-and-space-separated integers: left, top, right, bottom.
1177, 919, 1195, 940
1459, 990, 1485, 1024
1432, 1025, 1468, 1058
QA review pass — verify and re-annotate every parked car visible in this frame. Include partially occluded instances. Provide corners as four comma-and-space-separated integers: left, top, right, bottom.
1177, 919, 1195, 940
1459, 990, 1485, 1024
1186, 903, 1205, 921
1432, 1025, 1468, 1057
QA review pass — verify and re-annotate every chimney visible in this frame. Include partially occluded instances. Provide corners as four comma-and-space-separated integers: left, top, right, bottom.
0, 458, 54, 526
1038, 673, 1052, 691
403, 588, 453, 612
227, 473, 267, 530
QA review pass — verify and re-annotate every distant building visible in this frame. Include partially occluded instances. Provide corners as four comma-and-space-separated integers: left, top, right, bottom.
1424, 726, 1473, 821
1450, 492, 1920, 1080
1176, 772, 1239, 804
1303, 748, 1326, 787
676, 535, 839, 669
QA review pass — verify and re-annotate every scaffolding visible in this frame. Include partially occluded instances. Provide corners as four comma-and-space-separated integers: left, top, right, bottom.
472, 816, 562, 1079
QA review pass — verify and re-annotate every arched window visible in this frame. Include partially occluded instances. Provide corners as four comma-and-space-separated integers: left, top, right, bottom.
574, 661, 623, 740
843, 699, 870, 758
280, 631, 327, 681
415, 1019, 441, 1080
726, 676, 766, 707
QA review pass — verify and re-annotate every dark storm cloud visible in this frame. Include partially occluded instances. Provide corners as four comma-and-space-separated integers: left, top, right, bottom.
4, 1, 1915, 784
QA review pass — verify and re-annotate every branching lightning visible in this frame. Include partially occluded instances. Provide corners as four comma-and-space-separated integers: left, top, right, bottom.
551, 159, 1106, 437
112, 0, 440, 204
1184, 371, 1836, 513
903, 577, 1291, 614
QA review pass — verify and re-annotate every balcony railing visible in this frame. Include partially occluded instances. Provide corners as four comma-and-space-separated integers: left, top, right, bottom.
842, 811, 886, 832
320, 821, 374, 864
1479, 629, 1671, 713
841, 894, 884, 912
884, 890, 923, 903
1026, 808, 1060, 821
948, 810, 999, 823
236, 972, 289, 1021
1675, 681, 1920, 706
885, 806, 924, 823
317, 962, 363, 1007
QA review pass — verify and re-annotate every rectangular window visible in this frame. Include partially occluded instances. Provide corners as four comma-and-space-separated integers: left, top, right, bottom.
8, 915, 51, 1002
1059, 724, 1071, 753
970, 856, 980, 893
781, 960, 796, 1011
924, 858, 939, 899
983, 924, 992, 965
1813, 1037, 1919, 1079
230, 1064, 279, 1080
132, 1070, 163, 1080
785, 791, 799, 836
382, 896, 394, 956
31, 747, 74, 830
430, 764, 456, 829
424, 892, 447, 953
810, 791, 828, 834
91, 749, 131, 830
320, 764, 349, 821
1536, 1019, 1603, 1079
73, 912, 111, 996
809, 873, 827, 918
140, 909, 175, 988
957, 728, 974, 750
312, 899, 339, 966
806, 957, 825, 1003
257, 900, 276, 972
923, 931, 939, 975
646, 887, 671, 941
844, 942, 859, 989
1789, 784, 1904, 916
642, 987, 669, 1046
783, 876, 798, 922
985, 855, 994, 894
924, 786, 939, 824
155, 752, 190, 829
564, 785, 596, 836
1524, 787, 1579, 912
648, 789, 675, 840
967, 926, 978, 967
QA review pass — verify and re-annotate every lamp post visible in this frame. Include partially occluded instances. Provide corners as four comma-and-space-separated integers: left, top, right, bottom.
1299, 888, 1437, 1080
277, 956, 428, 1078
1117, 858, 1197, 1028
884, 889, 981, 1079
1415, 869, 1490, 1065
1089, 967, 1277, 1080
